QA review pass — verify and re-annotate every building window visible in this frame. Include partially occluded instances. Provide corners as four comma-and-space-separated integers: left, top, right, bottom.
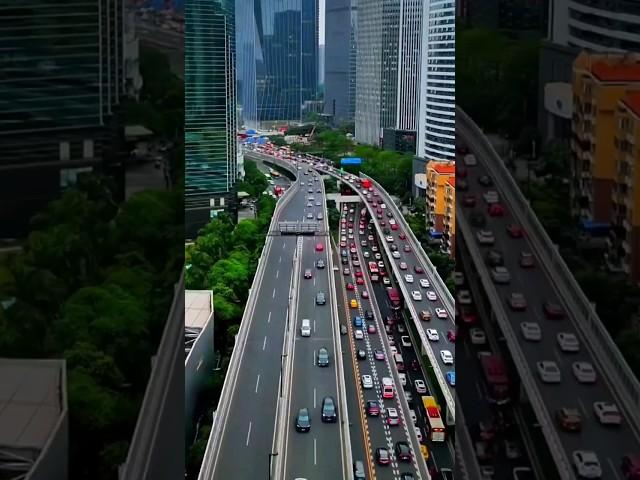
59, 141, 70, 161
83, 139, 94, 159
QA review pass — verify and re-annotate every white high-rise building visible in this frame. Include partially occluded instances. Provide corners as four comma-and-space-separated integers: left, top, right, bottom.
355, 0, 423, 146
416, 0, 455, 162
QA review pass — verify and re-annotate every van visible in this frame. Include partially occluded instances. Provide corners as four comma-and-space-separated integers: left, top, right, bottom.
382, 377, 394, 399
301, 319, 311, 337
393, 354, 405, 372
353, 460, 366, 480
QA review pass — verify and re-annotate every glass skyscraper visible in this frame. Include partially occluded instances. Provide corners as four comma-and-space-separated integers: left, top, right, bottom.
236, 0, 319, 129
185, 0, 237, 238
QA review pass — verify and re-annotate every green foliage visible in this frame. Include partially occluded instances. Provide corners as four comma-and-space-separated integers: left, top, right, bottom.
457, 28, 539, 138
0, 172, 180, 477
237, 160, 269, 198
323, 177, 339, 193
268, 135, 287, 147
353, 145, 413, 198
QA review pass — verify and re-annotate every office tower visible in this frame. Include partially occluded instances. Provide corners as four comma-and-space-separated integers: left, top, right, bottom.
355, 0, 423, 147
414, 0, 455, 197
324, 0, 357, 124
462, 0, 546, 33
185, 0, 237, 238
0, 0, 129, 238
237, 0, 319, 129
539, 0, 640, 141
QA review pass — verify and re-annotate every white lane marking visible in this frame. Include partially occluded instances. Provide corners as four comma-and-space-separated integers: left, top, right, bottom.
255, 374, 260, 393
577, 397, 588, 417
313, 349, 316, 366
283, 243, 285, 250
272, 288, 276, 298
279, 255, 282, 263
268, 311, 272, 323
276, 270, 279, 278
607, 457, 623, 480
314, 319, 316, 332
314, 437, 317, 465
246, 422, 252, 446
313, 277, 316, 286
313, 388, 317, 408
263, 336, 267, 350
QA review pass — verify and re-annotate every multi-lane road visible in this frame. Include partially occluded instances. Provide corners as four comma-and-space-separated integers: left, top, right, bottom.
457, 137, 640, 478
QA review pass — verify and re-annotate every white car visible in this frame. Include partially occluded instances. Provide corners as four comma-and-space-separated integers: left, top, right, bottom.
557, 332, 580, 352
383, 277, 391, 285
414, 379, 427, 394
400, 336, 411, 347
572, 450, 602, 479
483, 191, 499, 204
381, 203, 387, 209
426, 290, 437, 301
372, 245, 378, 252
457, 290, 472, 305
490, 266, 511, 283
399, 262, 408, 270
399, 372, 407, 386
440, 350, 454, 365
375, 253, 382, 260
362, 375, 373, 389
593, 401, 622, 425
435, 308, 448, 319
354, 329, 364, 340
572, 361, 597, 383
385, 235, 394, 243
368, 235, 374, 241
390, 346, 399, 355
363, 251, 370, 258
453, 272, 464, 286
392, 251, 401, 259
411, 291, 422, 301
386, 407, 400, 426
469, 328, 486, 345
426, 329, 439, 341
419, 278, 430, 288
476, 230, 495, 245
414, 427, 423, 442
520, 322, 541, 341
405, 274, 414, 283
537, 361, 561, 383
377, 261, 384, 269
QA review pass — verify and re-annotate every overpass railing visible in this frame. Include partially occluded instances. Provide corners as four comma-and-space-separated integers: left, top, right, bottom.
457, 106, 640, 440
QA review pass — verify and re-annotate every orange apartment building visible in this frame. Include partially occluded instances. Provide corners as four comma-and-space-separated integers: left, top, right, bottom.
607, 91, 640, 282
442, 177, 455, 256
425, 161, 455, 256
571, 52, 640, 222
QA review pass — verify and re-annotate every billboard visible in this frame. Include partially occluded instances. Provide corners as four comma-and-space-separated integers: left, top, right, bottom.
340, 157, 362, 166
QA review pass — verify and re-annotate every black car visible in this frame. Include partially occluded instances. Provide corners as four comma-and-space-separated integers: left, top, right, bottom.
316, 292, 326, 305
390, 244, 398, 251
386, 211, 393, 218
470, 211, 486, 227
383, 228, 390, 234
321, 396, 338, 422
364, 310, 374, 320
400, 474, 415, 480
478, 175, 493, 186
342, 257, 349, 265
317, 347, 329, 367
296, 408, 311, 432
485, 249, 503, 266
395, 441, 412, 462
316, 259, 325, 269
357, 349, 366, 360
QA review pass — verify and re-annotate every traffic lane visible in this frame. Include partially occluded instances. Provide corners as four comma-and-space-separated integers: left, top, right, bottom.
284, 235, 342, 478
371, 280, 456, 472
463, 168, 640, 469
334, 254, 369, 477
213, 237, 296, 478
364, 224, 456, 399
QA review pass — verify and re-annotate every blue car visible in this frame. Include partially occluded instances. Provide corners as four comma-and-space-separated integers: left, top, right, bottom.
353, 316, 363, 327
446, 371, 455, 386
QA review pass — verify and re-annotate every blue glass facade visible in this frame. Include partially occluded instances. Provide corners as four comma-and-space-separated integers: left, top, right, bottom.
237, 0, 319, 128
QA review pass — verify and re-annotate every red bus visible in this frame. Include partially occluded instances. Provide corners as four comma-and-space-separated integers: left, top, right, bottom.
368, 262, 379, 282
386, 287, 402, 310
479, 352, 510, 404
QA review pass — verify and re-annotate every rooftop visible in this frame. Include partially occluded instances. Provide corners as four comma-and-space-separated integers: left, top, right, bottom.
447, 177, 455, 187
0, 359, 65, 465
428, 162, 455, 175
185, 290, 213, 330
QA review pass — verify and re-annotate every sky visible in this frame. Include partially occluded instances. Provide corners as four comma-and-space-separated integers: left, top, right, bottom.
319, 0, 325, 45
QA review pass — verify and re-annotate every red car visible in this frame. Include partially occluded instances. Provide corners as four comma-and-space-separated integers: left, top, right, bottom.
543, 301, 565, 319
376, 448, 391, 466
488, 203, 504, 216
346, 283, 355, 291
380, 221, 386, 227
368, 324, 377, 334
366, 400, 380, 416
391, 223, 398, 230
355, 270, 363, 277
414, 265, 424, 274
356, 277, 364, 285
507, 224, 523, 238
315, 243, 324, 252
399, 232, 406, 240
462, 194, 476, 207
339, 241, 346, 248
447, 330, 456, 342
